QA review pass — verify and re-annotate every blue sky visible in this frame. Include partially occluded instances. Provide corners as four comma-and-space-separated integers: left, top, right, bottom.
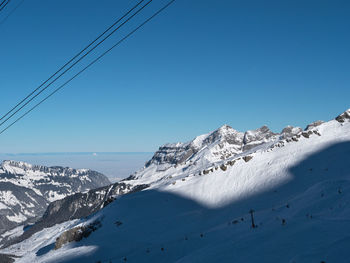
0, 0, 349, 153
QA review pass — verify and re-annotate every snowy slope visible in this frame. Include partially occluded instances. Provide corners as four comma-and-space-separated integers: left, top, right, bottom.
2, 109, 350, 263
0, 161, 110, 244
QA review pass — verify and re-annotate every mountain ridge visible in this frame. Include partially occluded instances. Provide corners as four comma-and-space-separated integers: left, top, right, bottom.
0, 161, 111, 245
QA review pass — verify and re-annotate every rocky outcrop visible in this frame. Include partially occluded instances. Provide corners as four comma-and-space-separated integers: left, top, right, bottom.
145, 125, 244, 169
243, 156, 253, 162
145, 125, 279, 170
145, 143, 197, 168
281, 126, 303, 138
55, 220, 102, 250
305, 121, 324, 130
203, 125, 243, 146
335, 109, 350, 123
243, 126, 277, 151
41, 183, 144, 223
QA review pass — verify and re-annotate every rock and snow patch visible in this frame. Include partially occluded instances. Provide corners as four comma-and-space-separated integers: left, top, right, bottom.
0, 161, 111, 245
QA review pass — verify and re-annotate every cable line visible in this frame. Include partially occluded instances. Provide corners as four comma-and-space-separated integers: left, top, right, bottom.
0, 0, 146, 122
0, 0, 176, 136
0, 0, 25, 27
0, 0, 10, 12
0, 0, 152, 128
0, 0, 7, 8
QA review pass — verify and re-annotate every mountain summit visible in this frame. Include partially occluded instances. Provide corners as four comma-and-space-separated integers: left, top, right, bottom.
144, 124, 280, 172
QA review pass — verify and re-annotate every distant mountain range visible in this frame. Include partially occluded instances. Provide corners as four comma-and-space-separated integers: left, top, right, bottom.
0, 109, 350, 263
0, 161, 110, 245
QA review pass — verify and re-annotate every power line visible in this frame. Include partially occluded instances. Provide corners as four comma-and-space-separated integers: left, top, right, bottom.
0, 0, 152, 128
0, 0, 10, 12
0, 0, 25, 27
0, 0, 146, 123
0, 0, 176, 136
0, 0, 7, 8
0, 0, 8, 8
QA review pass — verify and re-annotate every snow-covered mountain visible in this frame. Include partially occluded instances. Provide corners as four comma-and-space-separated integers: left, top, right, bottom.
0, 161, 110, 241
129, 121, 306, 187
143, 124, 279, 172
1, 109, 350, 263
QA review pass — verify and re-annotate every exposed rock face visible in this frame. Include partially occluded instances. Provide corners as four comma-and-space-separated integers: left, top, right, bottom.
146, 143, 197, 168
335, 109, 350, 123
0, 161, 110, 241
55, 220, 102, 250
281, 126, 303, 138
137, 115, 334, 183
41, 183, 144, 223
203, 125, 243, 146
145, 124, 278, 170
305, 121, 324, 130
243, 126, 277, 151
145, 125, 245, 168
243, 156, 253, 162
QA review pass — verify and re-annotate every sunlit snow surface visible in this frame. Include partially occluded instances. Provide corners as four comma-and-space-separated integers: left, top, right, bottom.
2, 118, 350, 263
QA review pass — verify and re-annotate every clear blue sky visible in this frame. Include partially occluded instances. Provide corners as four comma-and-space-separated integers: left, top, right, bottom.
0, 0, 349, 153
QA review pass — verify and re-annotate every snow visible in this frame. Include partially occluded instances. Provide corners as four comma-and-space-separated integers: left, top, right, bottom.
0, 160, 110, 230
1, 226, 24, 239
0, 202, 7, 210
46, 191, 67, 203
6, 213, 27, 224
155, 120, 349, 207
1, 111, 350, 262
0, 191, 20, 206
1, 219, 81, 258
191, 133, 210, 148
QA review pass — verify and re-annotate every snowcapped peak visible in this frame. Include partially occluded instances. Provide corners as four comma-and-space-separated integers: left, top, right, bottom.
143, 124, 276, 170
242, 125, 277, 150
245, 125, 271, 135
336, 109, 350, 123
343, 108, 350, 115
0, 160, 111, 185
215, 124, 240, 135
217, 124, 233, 131
251, 125, 272, 135
305, 121, 324, 131
1, 160, 33, 169
281, 125, 303, 138
141, 107, 350, 174
201, 125, 243, 147
0, 160, 35, 174
282, 125, 293, 131
210, 124, 243, 140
